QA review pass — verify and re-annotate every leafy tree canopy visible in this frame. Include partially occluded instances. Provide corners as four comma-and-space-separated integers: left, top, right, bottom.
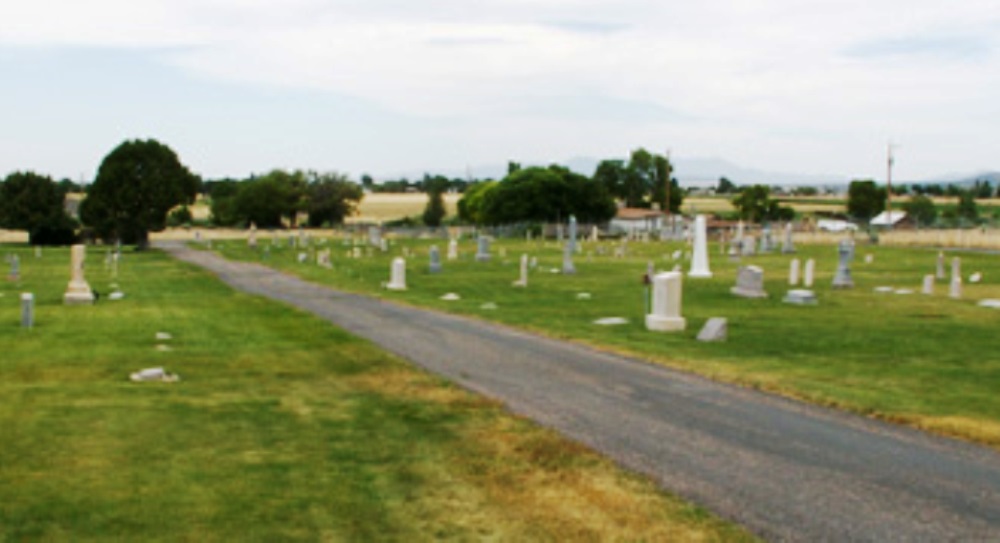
731, 184, 794, 223
846, 180, 887, 223
0, 171, 78, 245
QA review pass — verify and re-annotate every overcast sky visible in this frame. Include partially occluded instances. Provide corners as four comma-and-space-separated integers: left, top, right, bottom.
1, 0, 997, 183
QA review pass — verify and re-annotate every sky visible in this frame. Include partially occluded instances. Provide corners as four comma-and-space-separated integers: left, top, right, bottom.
1, 0, 997, 184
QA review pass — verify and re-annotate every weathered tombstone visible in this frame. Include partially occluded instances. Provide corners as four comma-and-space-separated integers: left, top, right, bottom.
936, 252, 946, 280
561, 243, 576, 275
832, 239, 855, 288
475, 236, 491, 262
513, 254, 528, 287
736, 220, 745, 241
645, 271, 686, 332
741, 235, 756, 256
568, 215, 578, 254
781, 222, 796, 253
688, 214, 712, 278
759, 226, 773, 253
8, 254, 19, 281
728, 236, 742, 260
731, 265, 768, 298
248, 222, 257, 249
590, 225, 599, 242
696, 318, 727, 342
380, 238, 388, 252
922, 275, 934, 295
447, 238, 458, 260
21, 293, 34, 329
428, 245, 442, 274
783, 289, 818, 305
64, 244, 95, 305
789, 258, 801, 286
950, 257, 962, 299
386, 257, 407, 290
804, 258, 816, 287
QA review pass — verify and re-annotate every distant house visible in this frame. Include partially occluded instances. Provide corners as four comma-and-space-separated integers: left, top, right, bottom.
609, 208, 667, 234
817, 219, 858, 232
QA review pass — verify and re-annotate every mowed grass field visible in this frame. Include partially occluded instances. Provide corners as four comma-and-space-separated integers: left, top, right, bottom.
0, 245, 753, 541
208, 234, 1000, 448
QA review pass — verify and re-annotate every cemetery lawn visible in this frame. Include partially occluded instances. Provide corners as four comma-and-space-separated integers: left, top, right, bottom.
211, 235, 1000, 448
0, 246, 753, 542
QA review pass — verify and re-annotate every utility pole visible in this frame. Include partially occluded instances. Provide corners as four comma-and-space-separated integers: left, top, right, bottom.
886, 142, 896, 228
664, 148, 672, 216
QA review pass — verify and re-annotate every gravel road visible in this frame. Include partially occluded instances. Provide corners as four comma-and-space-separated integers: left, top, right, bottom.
161, 242, 1000, 542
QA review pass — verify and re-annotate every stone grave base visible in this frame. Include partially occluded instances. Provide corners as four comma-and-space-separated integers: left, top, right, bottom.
645, 314, 686, 332
783, 289, 817, 305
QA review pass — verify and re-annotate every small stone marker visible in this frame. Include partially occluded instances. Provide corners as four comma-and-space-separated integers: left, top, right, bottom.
922, 274, 934, 295
759, 227, 773, 254
741, 236, 756, 256
804, 259, 815, 287
109, 291, 125, 301
874, 286, 894, 293
646, 271, 686, 332
978, 299, 1000, 309
591, 225, 599, 242
21, 293, 34, 329
475, 236, 491, 262
731, 266, 768, 298
696, 318, 727, 342
783, 289, 818, 305
130, 367, 179, 383
447, 238, 458, 260
440, 292, 461, 301
568, 215, 578, 253
386, 257, 407, 290
894, 289, 913, 295
864, 253, 874, 264
593, 317, 628, 326
8, 254, 19, 281
950, 257, 962, 299
789, 258, 801, 286
428, 245, 442, 274
64, 244, 95, 305
576, 292, 591, 300
480, 302, 498, 310
248, 222, 257, 248
936, 252, 946, 280
155, 332, 172, 341
689, 214, 712, 278
297, 252, 308, 263
970, 272, 982, 283
832, 239, 855, 289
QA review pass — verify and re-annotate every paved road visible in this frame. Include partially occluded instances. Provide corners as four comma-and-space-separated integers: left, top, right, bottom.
161, 242, 1000, 542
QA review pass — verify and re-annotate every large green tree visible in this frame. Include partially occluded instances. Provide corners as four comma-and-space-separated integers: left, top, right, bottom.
81, 139, 200, 247
847, 180, 887, 223
480, 165, 616, 225
902, 195, 937, 226
0, 171, 78, 245
456, 181, 497, 225
731, 185, 794, 223
595, 149, 680, 211
305, 172, 363, 227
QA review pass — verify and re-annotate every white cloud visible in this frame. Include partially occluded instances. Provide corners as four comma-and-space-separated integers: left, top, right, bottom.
1, 0, 998, 179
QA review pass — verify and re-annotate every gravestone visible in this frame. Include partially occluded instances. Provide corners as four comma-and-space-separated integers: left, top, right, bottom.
922, 274, 934, 295
688, 214, 712, 278
447, 238, 458, 260
475, 236, 491, 262
21, 293, 34, 329
832, 239, 855, 288
741, 235, 756, 256
429, 245, 442, 274
646, 272, 686, 332
591, 225, 599, 242
248, 222, 257, 248
783, 289, 818, 305
950, 258, 962, 299
936, 252, 946, 280
781, 222, 796, 253
759, 227, 773, 253
513, 254, 528, 287
804, 258, 815, 287
789, 258, 801, 286
970, 272, 982, 283
64, 244, 95, 305
568, 215, 578, 253
556, 224, 564, 242
8, 254, 19, 281
561, 243, 576, 275
696, 318, 727, 342
728, 237, 742, 260
731, 265, 768, 298
386, 257, 407, 290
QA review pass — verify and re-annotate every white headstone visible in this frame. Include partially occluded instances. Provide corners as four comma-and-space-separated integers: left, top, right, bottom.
804, 259, 815, 288
832, 239, 854, 288
688, 215, 712, 278
731, 266, 768, 298
950, 277, 962, 299
386, 257, 407, 290
922, 274, 934, 295
248, 222, 257, 248
475, 236, 491, 262
21, 292, 34, 329
447, 238, 458, 260
513, 254, 529, 287
781, 222, 796, 253
936, 252, 946, 280
789, 258, 801, 286
645, 271, 686, 332
561, 243, 576, 275
696, 318, 727, 342
64, 244, 95, 305
783, 289, 818, 305
429, 246, 442, 274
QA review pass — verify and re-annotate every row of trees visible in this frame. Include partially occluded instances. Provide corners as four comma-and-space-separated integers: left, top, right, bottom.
206, 170, 362, 229
457, 149, 682, 226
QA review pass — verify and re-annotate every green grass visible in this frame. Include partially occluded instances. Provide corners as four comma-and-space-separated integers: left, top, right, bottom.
0, 245, 753, 541
209, 235, 1000, 447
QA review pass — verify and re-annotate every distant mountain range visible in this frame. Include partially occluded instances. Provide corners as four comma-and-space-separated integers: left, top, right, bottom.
377, 158, 997, 189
